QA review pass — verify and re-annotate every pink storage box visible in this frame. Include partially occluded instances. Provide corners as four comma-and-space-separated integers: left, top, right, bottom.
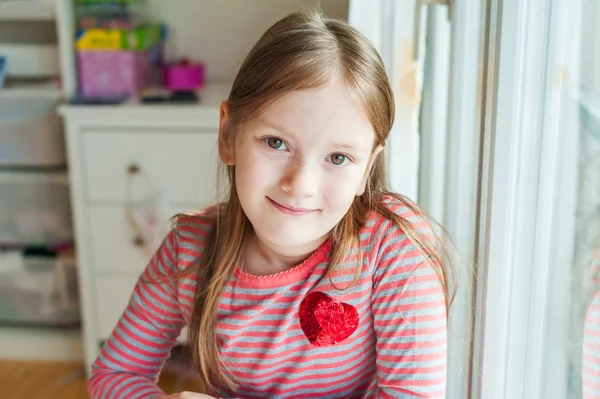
162, 62, 205, 91
77, 49, 152, 97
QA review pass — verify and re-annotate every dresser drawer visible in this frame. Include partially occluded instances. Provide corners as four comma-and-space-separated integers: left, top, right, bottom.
95, 275, 188, 343
95, 275, 139, 339
88, 204, 196, 274
81, 129, 218, 203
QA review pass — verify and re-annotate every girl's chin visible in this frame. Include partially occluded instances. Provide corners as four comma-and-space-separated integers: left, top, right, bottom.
253, 227, 328, 251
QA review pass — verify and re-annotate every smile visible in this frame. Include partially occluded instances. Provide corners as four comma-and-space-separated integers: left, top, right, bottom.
267, 197, 317, 216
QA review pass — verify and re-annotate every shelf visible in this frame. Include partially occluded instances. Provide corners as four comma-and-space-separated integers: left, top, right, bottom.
0, 44, 60, 77
0, 326, 82, 361
0, 80, 62, 99
0, 169, 68, 184
0, 1, 56, 21
59, 82, 231, 120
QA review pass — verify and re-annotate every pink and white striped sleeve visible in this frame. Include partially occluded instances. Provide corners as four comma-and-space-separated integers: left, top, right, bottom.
88, 229, 186, 399
371, 215, 448, 399
583, 249, 600, 399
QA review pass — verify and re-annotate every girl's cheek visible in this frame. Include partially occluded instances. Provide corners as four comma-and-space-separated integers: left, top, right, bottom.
322, 171, 353, 192
324, 163, 364, 182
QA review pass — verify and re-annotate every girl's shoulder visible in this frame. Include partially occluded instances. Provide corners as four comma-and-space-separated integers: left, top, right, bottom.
365, 194, 432, 238
169, 204, 219, 260
173, 204, 219, 226
365, 195, 442, 291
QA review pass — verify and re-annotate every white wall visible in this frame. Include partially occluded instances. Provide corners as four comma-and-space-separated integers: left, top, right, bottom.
146, 0, 349, 83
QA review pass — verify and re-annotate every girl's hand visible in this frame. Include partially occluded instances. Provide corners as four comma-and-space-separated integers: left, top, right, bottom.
159, 392, 218, 399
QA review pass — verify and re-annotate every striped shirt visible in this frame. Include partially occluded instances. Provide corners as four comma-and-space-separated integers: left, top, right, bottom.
583, 248, 600, 398
89, 200, 448, 399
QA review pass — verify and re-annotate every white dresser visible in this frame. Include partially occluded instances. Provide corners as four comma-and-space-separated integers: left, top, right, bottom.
59, 84, 228, 372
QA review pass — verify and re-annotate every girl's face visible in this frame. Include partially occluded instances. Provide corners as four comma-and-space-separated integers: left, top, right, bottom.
219, 78, 382, 255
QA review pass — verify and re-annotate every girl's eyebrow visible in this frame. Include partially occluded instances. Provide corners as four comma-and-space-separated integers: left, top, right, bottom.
255, 117, 295, 137
329, 142, 360, 151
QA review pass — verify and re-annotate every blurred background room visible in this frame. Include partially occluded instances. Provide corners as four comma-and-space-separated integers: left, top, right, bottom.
0, 0, 598, 398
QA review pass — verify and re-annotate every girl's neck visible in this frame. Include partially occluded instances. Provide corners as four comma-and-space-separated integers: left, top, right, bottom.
241, 229, 329, 277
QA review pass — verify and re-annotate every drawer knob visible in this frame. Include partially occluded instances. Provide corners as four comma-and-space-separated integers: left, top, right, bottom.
127, 164, 141, 174
132, 236, 145, 247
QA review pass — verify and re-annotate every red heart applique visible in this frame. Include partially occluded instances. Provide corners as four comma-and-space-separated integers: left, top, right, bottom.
299, 291, 359, 346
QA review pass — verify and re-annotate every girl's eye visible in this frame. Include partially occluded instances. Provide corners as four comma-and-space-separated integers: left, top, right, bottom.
329, 154, 349, 166
265, 137, 287, 150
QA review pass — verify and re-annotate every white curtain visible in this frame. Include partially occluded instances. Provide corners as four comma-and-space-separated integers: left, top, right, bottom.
349, 2, 475, 399
348, 0, 422, 201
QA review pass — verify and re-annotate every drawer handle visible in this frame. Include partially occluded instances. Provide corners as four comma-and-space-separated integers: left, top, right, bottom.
126, 164, 151, 251
127, 164, 141, 175
132, 236, 145, 247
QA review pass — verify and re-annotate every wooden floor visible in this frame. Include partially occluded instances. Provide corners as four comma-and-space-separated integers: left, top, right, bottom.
0, 361, 204, 399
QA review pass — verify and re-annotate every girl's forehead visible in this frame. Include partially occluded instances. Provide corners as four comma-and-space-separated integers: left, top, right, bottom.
254, 80, 375, 146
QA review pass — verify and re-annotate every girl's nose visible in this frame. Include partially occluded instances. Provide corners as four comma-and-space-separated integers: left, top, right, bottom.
279, 160, 317, 198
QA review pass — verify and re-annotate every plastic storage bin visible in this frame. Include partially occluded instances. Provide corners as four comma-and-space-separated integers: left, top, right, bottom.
0, 98, 66, 167
0, 249, 79, 328
0, 44, 60, 77
0, 171, 73, 246
77, 48, 153, 97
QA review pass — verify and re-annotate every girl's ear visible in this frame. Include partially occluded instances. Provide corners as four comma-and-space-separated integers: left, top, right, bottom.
356, 145, 384, 196
218, 101, 235, 166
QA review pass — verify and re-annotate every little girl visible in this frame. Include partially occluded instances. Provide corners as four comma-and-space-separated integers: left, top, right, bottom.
89, 10, 453, 399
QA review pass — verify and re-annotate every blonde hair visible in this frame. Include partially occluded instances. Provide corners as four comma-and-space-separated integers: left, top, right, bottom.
180, 9, 457, 393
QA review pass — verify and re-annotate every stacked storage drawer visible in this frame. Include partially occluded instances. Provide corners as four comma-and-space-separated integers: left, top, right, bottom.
0, 12, 79, 327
